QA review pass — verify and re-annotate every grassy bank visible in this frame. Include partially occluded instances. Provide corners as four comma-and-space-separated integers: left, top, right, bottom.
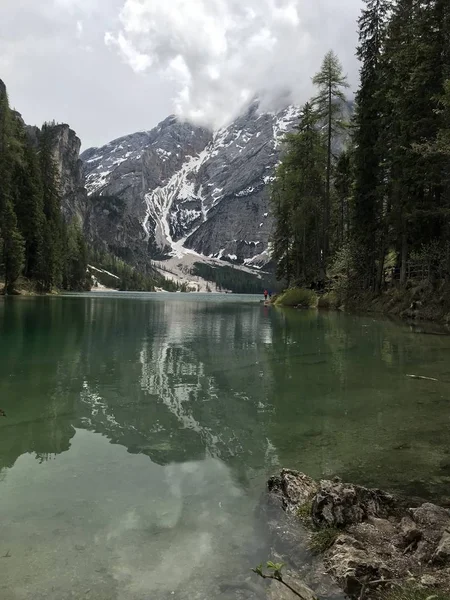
274, 280, 450, 325
274, 288, 318, 308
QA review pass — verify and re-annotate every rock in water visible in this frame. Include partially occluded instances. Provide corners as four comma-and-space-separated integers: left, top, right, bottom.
311, 478, 395, 528
265, 469, 450, 599
268, 469, 318, 513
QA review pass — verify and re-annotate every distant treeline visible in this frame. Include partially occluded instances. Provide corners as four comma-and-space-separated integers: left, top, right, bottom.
192, 262, 282, 294
89, 247, 180, 292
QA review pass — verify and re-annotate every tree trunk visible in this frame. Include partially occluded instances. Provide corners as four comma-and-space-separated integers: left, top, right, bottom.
324, 84, 332, 267
375, 245, 385, 295
375, 197, 391, 294
400, 232, 408, 286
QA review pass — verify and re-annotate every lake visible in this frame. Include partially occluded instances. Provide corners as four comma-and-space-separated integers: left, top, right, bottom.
1, 293, 450, 599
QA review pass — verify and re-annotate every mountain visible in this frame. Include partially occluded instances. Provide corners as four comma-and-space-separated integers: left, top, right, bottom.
81, 102, 302, 271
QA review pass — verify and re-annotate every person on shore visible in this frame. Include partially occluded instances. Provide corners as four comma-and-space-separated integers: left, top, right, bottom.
269, 290, 272, 299
264, 289, 268, 301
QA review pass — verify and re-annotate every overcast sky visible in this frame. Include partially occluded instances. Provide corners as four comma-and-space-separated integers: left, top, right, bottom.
1, 0, 363, 149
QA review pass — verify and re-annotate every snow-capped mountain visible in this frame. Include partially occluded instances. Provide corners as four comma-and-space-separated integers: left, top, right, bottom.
81, 101, 301, 270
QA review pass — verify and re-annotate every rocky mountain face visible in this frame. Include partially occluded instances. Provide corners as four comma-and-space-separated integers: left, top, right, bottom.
81, 102, 302, 269
23, 120, 90, 228
51, 125, 90, 227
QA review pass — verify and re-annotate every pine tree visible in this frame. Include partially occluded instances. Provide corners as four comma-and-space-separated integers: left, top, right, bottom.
312, 51, 349, 267
64, 221, 89, 290
0, 84, 25, 293
2, 200, 25, 293
382, 0, 449, 284
12, 138, 45, 280
334, 149, 353, 247
271, 168, 294, 286
352, 0, 389, 291
271, 103, 327, 285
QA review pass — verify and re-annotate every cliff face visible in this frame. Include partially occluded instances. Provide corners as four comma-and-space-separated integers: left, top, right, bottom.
50, 124, 90, 228
81, 102, 301, 268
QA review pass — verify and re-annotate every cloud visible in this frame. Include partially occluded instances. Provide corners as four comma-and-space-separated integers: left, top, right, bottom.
0, 0, 174, 148
105, 31, 152, 72
76, 20, 83, 38
105, 0, 363, 128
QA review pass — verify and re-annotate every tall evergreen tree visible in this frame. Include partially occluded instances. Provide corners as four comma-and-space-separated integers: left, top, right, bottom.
12, 138, 45, 281
334, 149, 353, 247
0, 84, 25, 294
2, 200, 25, 293
352, 0, 389, 291
271, 103, 327, 285
383, 0, 449, 283
63, 221, 89, 291
312, 50, 349, 267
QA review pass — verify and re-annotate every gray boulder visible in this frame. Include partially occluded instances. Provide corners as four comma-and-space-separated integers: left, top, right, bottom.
311, 478, 395, 529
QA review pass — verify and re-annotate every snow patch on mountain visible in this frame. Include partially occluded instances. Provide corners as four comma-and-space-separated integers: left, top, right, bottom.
81, 102, 304, 270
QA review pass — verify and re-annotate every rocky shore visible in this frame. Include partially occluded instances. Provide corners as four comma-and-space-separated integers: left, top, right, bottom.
261, 470, 450, 599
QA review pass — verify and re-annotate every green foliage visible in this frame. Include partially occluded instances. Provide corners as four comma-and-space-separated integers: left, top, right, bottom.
296, 500, 313, 525
271, 103, 327, 286
317, 292, 339, 310
328, 241, 359, 299
192, 262, 280, 294
1, 200, 25, 294
313, 51, 350, 265
309, 527, 340, 554
271, 2, 450, 299
0, 84, 90, 294
88, 246, 180, 292
275, 288, 317, 308
381, 584, 449, 600
63, 221, 90, 291
253, 561, 285, 581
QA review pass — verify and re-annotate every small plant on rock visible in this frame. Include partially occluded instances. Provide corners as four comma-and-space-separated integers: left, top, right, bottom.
309, 527, 341, 554
380, 584, 449, 600
253, 561, 318, 600
296, 500, 313, 526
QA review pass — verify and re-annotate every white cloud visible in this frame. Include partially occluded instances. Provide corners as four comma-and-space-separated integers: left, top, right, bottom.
105, 31, 152, 72
105, 0, 362, 128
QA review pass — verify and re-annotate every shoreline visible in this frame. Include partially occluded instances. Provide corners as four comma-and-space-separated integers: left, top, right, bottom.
272, 282, 450, 327
262, 469, 450, 600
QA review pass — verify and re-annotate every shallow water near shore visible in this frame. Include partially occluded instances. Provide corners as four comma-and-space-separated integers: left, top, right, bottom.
1, 293, 450, 599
